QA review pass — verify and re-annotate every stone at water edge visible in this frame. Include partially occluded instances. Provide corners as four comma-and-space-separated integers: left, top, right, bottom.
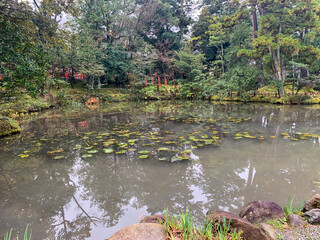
0, 116, 21, 137
108, 223, 166, 240
288, 214, 305, 227
259, 223, 277, 240
140, 214, 167, 224
302, 209, 320, 224
206, 210, 269, 240
303, 194, 320, 212
239, 200, 285, 224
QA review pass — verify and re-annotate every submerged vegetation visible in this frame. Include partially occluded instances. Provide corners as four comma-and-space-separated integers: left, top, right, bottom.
3, 226, 31, 240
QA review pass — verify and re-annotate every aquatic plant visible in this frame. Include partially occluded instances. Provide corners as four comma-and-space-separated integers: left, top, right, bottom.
163, 209, 242, 240
283, 196, 305, 216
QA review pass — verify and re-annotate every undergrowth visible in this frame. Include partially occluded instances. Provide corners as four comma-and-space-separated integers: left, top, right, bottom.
283, 196, 305, 216
163, 210, 242, 240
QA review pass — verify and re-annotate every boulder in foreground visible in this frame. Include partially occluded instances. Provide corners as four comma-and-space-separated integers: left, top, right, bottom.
206, 210, 269, 240
302, 209, 320, 224
304, 194, 320, 212
239, 200, 285, 223
108, 223, 166, 240
140, 215, 166, 224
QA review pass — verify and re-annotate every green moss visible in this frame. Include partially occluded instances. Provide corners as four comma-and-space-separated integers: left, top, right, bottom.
0, 117, 21, 137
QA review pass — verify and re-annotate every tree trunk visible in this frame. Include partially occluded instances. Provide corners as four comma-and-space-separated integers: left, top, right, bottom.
97, 77, 101, 89
268, 45, 284, 97
252, 6, 258, 39
179, 0, 184, 43
221, 43, 225, 74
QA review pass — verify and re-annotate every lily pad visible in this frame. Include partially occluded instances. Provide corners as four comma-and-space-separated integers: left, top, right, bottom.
54, 156, 65, 160
181, 149, 192, 154
118, 143, 128, 148
158, 147, 170, 151
171, 156, 189, 162
138, 150, 150, 154
116, 150, 127, 154
158, 157, 168, 161
103, 148, 114, 153
139, 155, 149, 159
87, 149, 98, 154
82, 154, 93, 158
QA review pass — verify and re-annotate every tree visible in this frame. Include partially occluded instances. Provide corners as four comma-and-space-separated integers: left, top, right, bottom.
174, 47, 204, 81
0, 0, 48, 96
238, 0, 320, 97
136, 0, 192, 76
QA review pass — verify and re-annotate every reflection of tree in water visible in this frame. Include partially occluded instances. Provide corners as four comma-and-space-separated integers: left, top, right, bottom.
76, 153, 196, 227
0, 149, 96, 239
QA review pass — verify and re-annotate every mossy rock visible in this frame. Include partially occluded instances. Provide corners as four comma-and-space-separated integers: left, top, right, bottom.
0, 116, 21, 137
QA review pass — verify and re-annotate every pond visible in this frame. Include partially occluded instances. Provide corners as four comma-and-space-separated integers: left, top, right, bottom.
1, 101, 320, 239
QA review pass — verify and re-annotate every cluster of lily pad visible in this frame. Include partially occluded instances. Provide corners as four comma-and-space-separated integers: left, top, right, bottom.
15, 114, 320, 162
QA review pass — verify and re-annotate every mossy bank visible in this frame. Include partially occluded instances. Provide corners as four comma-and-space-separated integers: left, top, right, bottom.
0, 117, 21, 137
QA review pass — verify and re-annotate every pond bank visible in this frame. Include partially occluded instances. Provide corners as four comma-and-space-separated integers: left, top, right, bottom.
2, 87, 320, 118
108, 195, 320, 240
0, 117, 21, 137
1, 86, 320, 138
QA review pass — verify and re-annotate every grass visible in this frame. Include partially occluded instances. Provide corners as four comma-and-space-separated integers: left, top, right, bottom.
283, 196, 305, 216
3, 226, 31, 240
267, 218, 287, 231
163, 209, 242, 240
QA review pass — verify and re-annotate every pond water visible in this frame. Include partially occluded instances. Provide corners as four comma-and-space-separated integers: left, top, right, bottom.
1, 101, 320, 239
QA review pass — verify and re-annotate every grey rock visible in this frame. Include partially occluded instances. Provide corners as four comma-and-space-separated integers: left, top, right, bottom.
304, 194, 320, 212
206, 210, 269, 240
288, 214, 305, 227
302, 209, 320, 224
239, 200, 285, 224
259, 223, 277, 240
108, 223, 167, 240
140, 215, 166, 224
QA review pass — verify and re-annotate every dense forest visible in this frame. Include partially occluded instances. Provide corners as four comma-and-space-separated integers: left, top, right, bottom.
1, 0, 320, 101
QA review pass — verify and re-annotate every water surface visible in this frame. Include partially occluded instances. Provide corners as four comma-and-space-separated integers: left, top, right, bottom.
1, 101, 320, 239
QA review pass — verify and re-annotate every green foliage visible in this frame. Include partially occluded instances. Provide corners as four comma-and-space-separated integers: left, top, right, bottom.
177, 211, 194, 240
163, 209, 243, 240
137, 85, 177, 100
174, 47, 204, 82
284, 196, 305, 216
0, 11, 48, 96
284, 95, 312, 105
267, 218, 287, 231
215, 217, 242, 240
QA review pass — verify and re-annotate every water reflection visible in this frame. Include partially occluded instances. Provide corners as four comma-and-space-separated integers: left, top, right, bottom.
0, 101, 320, 239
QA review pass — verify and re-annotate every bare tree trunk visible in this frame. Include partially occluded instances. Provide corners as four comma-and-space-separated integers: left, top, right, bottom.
252, 6, 258, 39
268, 45, 284, 97
97, 77, 101, 89
179, 0, 184, 43
221, 43, 225, 74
